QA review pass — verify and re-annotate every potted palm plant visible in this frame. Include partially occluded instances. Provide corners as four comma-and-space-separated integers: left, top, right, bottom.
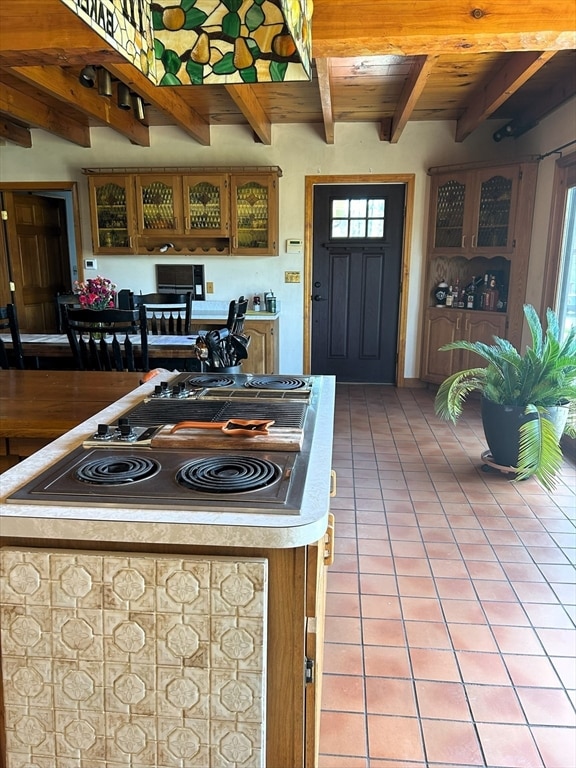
434, 304, 576, 490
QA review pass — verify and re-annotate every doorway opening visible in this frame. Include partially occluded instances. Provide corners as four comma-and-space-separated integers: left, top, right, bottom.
0, 182, 82, 332
304, 174, 415, 385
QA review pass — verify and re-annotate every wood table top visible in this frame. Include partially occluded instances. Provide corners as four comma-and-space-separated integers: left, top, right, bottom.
0, 369, 143, 438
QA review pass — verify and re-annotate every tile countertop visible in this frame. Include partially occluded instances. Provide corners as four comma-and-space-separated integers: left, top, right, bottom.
0, 375, 335, 550
192, 300, 279, 320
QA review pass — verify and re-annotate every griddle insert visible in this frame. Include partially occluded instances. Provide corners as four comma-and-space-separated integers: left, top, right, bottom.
76, 456, 160, 485
123, 399, 307, 429
177, 455, 281, 494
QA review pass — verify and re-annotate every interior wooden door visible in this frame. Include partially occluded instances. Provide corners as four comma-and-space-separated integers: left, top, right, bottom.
4, 191, 71, 332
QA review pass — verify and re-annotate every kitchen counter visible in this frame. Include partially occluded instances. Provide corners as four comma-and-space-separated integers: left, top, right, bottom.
0, 374, 335, 549
192, 299, 279, 321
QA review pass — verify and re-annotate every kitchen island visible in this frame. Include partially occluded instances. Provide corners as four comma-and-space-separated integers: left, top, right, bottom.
0, 373, 335, 768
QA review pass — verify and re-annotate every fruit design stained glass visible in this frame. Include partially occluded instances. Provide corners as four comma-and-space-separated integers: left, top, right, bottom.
152, 0, 312, 84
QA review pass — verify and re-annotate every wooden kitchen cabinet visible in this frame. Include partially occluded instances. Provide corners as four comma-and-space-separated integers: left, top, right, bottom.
231, 172, 279, 255
135, 173, 184, 235
85, 167, 281, 256
420, 159, 539, 383
86, 174, 137, 254
421, 307, 506, 384
429, 164, 520, 257
244, 318, 279, 374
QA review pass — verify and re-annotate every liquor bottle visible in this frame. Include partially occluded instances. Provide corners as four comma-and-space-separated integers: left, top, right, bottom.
479, 273, 489, 310
466, 276, 476, 309
484, 275, 499, 311
445, 285, 454, 307
452, 278, 460, 306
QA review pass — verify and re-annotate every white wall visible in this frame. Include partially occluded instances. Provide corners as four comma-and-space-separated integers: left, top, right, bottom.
1, 111, 571, 375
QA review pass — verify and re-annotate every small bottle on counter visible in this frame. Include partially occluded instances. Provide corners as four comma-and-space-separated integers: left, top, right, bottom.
253, 295, 261, 311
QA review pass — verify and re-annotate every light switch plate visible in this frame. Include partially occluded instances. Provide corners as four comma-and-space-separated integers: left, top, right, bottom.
84, 258, 97, 269
286, 238, 302, 253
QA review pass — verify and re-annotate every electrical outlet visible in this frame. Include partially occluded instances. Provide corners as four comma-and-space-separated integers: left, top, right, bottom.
285, 271, 300, 283
206, 282, 214, 293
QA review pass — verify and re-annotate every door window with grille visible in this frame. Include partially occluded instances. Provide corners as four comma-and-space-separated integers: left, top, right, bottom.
330, 197, 386, 239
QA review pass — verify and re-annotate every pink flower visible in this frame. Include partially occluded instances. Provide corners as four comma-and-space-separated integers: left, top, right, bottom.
74, 276, 117, 311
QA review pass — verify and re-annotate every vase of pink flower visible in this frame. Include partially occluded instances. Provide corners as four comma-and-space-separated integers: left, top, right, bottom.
74, 276, 117, 310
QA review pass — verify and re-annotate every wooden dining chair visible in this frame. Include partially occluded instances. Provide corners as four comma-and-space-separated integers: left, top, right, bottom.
0, 303, 25, 369
123, 292, 193, 336
62, 305, 149, 372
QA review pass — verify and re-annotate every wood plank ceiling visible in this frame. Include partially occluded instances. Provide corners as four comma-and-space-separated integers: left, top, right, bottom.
0, 0, 574, 149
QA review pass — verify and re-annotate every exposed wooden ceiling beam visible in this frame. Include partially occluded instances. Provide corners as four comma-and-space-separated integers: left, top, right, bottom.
455, 51, 558, 142
0, 0, 126, 66
107, 63, 211, 147
0, 117, 31, 148
509, 60, 576, 136
315, 58, 335, 144
0, 82, 90, 147
224, 85, 271, 145
386, 55, 438, 144
312, 0, 576, 56
9, 65, 150, 147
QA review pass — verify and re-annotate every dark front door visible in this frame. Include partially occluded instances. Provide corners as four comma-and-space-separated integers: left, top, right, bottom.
311, 183, 405, 383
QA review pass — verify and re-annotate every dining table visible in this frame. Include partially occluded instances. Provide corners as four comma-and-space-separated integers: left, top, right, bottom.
0, 369, 145, 472
1, 332, 198, 359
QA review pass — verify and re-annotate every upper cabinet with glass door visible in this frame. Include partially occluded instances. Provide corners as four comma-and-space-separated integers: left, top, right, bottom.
231, 172, 279, 255
430, 165, 520, 257
135, 174, 184, 235
183, 174, 229, 236
87, 175, 137, 254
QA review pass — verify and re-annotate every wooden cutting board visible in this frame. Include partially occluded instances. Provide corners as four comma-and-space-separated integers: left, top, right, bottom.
150, 424, 303, 451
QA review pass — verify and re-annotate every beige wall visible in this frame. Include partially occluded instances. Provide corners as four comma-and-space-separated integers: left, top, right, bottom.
1, 106, 573, 375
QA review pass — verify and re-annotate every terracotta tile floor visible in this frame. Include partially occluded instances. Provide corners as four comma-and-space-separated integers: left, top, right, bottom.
319, 384, 576, 768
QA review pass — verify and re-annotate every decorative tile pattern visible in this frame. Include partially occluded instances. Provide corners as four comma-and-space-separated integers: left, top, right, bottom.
1, 549, 268, 767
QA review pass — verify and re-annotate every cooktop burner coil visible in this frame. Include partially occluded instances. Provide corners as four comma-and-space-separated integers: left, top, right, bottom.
75, 456, 161, 485
176, 455, 281, 494
245, 376, 306, 390
186, 374, 235, 388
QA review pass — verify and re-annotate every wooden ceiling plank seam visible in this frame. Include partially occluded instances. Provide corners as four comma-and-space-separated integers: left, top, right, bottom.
106, 62, 211, 146
224, 85, 272, 145
0, 117, 32, 148
9, 65, 150, 147
388, 55, 439, 143
455, 50, 558, 141
0, 82, 91, 147
315, 58, 335, 144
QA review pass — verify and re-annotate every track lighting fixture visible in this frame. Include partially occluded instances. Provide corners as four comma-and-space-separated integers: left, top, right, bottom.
117, 82, 131, 110
97, 68, 113, 97
132, 93, 146, 121
79, 65, 97, 88
493, 123, 514, 142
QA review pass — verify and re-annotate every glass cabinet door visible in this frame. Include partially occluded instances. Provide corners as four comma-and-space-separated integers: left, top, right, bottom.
231, 174, 278, 255
88, 176, 136, 254
431, 173, 470, 252
183, 174, 229, 236
472, 168, 517, 253
136, 175, 184, 234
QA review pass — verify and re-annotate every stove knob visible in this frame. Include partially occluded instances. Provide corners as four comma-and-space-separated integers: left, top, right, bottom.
179, 381, 187, 392
119, 421, 132, 437
95, 423, 110, 439
154, 384, 163, 396
161, 381, 169, 391
172, 385, 180, 397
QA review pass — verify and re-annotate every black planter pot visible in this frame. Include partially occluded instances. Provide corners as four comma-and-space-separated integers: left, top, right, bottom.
481, 397, 569, 469
206, 364, 242, 373
480, 398, 534, 468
